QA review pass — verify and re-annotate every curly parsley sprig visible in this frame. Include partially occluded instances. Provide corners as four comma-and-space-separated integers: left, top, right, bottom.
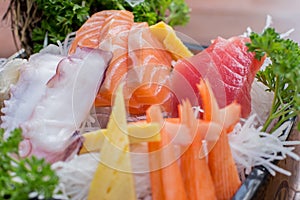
91, 0, 190, 26
246, 28, 300, 132
0, 128, 59, 200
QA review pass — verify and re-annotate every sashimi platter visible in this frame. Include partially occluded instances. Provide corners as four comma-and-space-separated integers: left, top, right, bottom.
1, 8, 300, 200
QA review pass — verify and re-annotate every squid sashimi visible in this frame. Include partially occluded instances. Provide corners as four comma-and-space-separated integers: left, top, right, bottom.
3, 48, 112, 163
171, 36, 265, 117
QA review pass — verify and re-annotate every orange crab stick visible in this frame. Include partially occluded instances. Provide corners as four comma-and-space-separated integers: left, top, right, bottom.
147, 105, 188, 200
179, 101, 217, 200
197, 79, 241, 133
197, 79, 241, 199
205, 122, 241, 200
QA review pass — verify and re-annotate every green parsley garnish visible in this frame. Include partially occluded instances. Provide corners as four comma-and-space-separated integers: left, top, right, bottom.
0, 128, 59, 200
246, 28, 300, 132
31, 0, 190, 53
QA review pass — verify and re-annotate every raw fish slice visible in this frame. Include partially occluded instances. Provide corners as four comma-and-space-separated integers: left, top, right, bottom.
128, 23, 172, 67
126, 23, 173, 114
96, 11, 134, 105
172, 36, 264, 117
1, 50, 64, 137
69, 10, 132, 54
19, 48, 112, 163
71, 10, 135, 107
70, 11, 174, 115
206, 37, 262, 117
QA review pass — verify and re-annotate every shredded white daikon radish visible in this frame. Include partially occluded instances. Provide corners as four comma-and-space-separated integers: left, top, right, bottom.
52, 144, 154, 200
228, 115, 300, 177
250, 79, 274, 125
52, 153, 99, 200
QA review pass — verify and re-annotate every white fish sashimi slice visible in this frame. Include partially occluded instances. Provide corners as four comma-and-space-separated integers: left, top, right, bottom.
0, 58, 27, 107
20, 47, 112, 163
1, 51, 64, 136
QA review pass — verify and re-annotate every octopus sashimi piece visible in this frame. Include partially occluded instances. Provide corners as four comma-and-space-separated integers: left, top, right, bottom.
125, 22, 173, 114
18, 48, 112, 163
1, 49, 64, 137
171, 36, 265, 118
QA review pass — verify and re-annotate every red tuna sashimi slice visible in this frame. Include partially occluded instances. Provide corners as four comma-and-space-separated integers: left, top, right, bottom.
171, 36, 264, 117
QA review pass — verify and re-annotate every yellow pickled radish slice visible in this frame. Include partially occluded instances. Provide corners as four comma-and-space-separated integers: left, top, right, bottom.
150, 21, 193, 60
80, 122, 161, 154
87, 85, 136, 200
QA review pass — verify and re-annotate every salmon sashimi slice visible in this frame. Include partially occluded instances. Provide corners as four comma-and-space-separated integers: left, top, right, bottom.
147, 105, 188, 200
94, 11, 134, 106
125, 22, 174, 114
69, 10, 133, 54
70, 11, 175, 115
69, 10, 134, 107
171, 36, 265, 118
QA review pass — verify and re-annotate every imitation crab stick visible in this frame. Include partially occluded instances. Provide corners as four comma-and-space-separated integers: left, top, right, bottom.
197, 79, 241, 133
147, 105, 188, 200
179, 101, 217, 200
197, 79, 241, 199
205, 122, 241, 200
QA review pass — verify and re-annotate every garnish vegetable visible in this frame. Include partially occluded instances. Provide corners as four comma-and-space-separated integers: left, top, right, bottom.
246, 28, 300, 132
0, 128, 59, 200
5, 0, 190, 53
32, 0, 90, 52
91, 0, 190, 26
